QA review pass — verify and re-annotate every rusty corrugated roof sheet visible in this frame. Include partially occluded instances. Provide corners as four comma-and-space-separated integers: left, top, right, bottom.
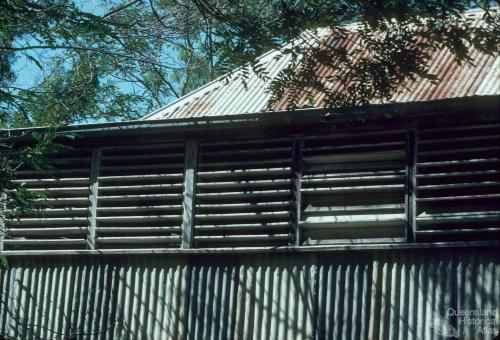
144, 10, 499, 120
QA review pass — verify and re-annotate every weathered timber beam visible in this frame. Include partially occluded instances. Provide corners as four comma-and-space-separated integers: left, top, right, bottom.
405, 129, 417, 242
87, 148, 101, 250
181, 140, 198, 248
0, 191, 6, 251
291, 137, 303, 246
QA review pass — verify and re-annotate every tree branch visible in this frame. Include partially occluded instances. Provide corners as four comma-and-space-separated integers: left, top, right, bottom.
0, 44, 185, 69
102, 0, 142, 19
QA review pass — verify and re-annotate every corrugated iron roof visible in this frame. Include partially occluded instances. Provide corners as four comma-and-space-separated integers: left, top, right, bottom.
144, 10, 499, 121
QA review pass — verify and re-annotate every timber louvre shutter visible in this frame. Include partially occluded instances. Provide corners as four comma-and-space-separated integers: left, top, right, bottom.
96, 142, 185, 248
300, 130, 407, 245
415, 123, 500, 241
5, 146, 92, 250
194, 138, 292, 247
2, 122, 499, 252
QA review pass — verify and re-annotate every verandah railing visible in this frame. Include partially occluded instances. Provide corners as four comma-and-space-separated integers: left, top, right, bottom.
1, 123, 499, 252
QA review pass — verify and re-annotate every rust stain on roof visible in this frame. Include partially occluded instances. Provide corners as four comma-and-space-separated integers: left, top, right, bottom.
145, 10, 499, 121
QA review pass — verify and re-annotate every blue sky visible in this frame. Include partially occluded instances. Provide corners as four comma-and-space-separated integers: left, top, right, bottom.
10, 0, 160, 121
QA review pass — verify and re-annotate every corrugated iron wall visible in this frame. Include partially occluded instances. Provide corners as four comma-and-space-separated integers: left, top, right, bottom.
1, 247, 499, 339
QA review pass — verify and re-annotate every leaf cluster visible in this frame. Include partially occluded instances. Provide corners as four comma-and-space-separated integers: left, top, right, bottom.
196, 0, 499, 108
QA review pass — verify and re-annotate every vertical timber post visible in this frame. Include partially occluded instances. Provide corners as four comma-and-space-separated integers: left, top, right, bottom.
87, 148, 101, 250
181, 140, 198, 249
291, 137, 303, 246
405, 129, 417, 243
0, 191, 6, 251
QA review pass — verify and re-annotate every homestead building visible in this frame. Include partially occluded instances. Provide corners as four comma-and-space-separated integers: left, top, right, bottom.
1, 9, 499, 340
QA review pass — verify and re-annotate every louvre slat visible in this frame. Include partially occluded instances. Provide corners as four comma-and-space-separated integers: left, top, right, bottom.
197, 180, 290, 190
195, 224, 288, 232
418, 158, 500, 168
15, 187, 90, 195
416, 228, 500, 236
15, 169, 90, 177
194, 235, 289, 242
30, 197, 89, 205
302, 170, 405, 180
99, 174, 183, 182
418, 182, 500, 190
301, 225, 404, 242
197, 189, 290, 198
13, 178, 89, 185
305, 160, 405, 173
202, 137, 290, 147
302, 184, 404, 193
197, 202, 289, 213
303, 151, 404, 164
417, 123, 500, 134
197, 211, 290, 217
98, 194, 183, 202
102, 153, 184, 161
418, 135, 499, 146
302, 174, 405, 184
416, 170, 500, 178
417, 212, 500, 223
196, 212, 289, 223
197, 201, 289, 208
97, 216, 181, 223
101, 142, 184, 152
304, 129, 405, 143
301, 215, 404, 227
196, 222, 288, 228
3, 239, 87, 246
197, 168, 289, 179
418, 147, 500, 162
5, 208, 89, 220
199, 159, 291, 170
96, 236, 180, 244
303, 204, 405, 215
200, 147, 291, 158
100, 164, 183, 172
47, 157, 91, 163
97, 226, 181, 233
97, 206, 182, 214
417, 193, 500, 202
7, 217, 88, 226
98, 184, 184, 194
7, 227, 87, 236
303, 141, 405, 153
303, 237, 405, 245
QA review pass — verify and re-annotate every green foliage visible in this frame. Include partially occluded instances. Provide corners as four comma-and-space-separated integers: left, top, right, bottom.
0, 130, 65, 220
0, 255, 7, 268
11, 56, 142, 126
0, 0, 123, 125
200, 0, 499, 108
2, 1, 498, 125
0, 0, 223, 127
